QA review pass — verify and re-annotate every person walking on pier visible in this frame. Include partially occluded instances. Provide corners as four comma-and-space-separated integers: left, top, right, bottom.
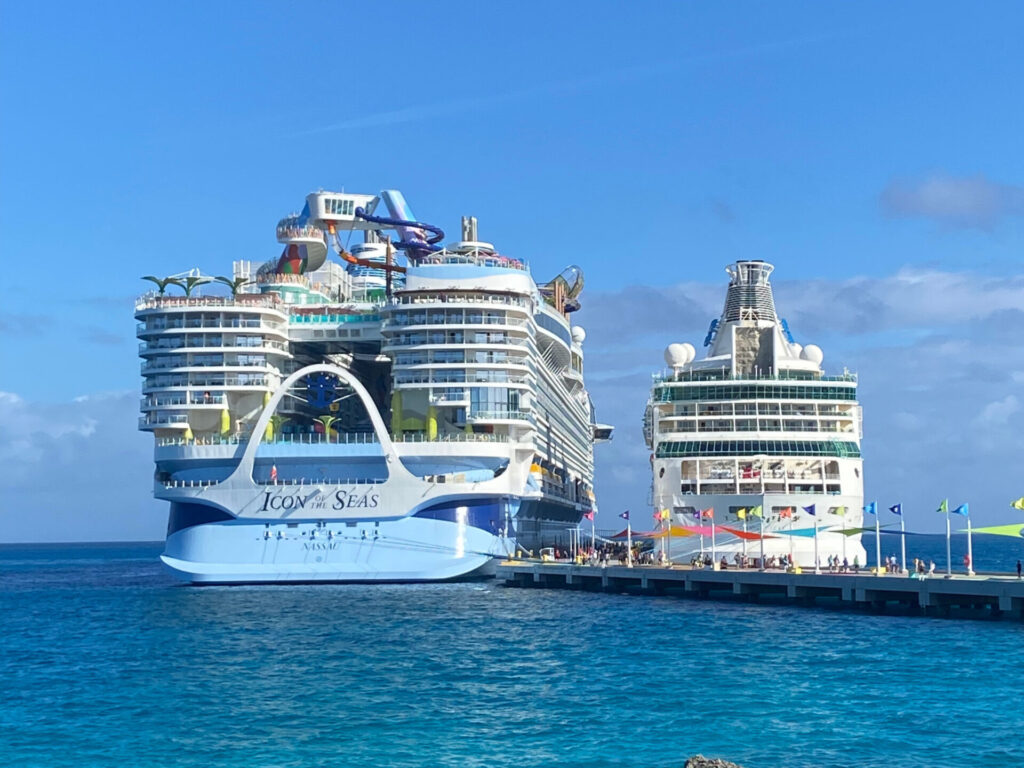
1017, 560, 1022, 579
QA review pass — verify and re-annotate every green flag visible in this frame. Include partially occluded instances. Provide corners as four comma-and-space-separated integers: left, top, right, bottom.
937, 498, 948, 514
1011, 496, 1024, 511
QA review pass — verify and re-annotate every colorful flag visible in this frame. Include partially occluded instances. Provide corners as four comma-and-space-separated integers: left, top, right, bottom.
803, 504, 816, 516
863, 501, 877, 515
619, 510, 630, 521
889, 503, 902, 516
749, 505, 763, 518
736, 508, 747, 520
937, 498, 948, 514
661, 509, 671, 520
779, 508, 793, 519
1011, 497, 1024, 511
270, 464, 278, 483
582, 510, 594, 521
700, 507, 714, 519
834, 506, 847, 516
952, 503, 969, 517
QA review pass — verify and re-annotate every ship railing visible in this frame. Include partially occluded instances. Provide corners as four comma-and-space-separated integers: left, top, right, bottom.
139, 339, 288, 353
136, 294, 283, 311
394, 433, 510, 443
160, 479, 220, 488
257, 273, 309, 287
467, 409, 531, 422
415, 249, 528, 271
381, 316, 529, 330
255, 477, 384, 486
653, 370, 858, 384
155, 432, 382, 447
276, 224, 325, 240
387, 294, 530, 309
143, 394, 228, 407
140, 414, 190, 427
289, 313, 381, 324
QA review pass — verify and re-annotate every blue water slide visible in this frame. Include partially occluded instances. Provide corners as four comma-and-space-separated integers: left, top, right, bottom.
355, 189, 444, 258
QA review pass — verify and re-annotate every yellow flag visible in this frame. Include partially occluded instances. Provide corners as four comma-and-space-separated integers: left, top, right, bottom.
835, 506, 847, 516
736, 508, 747, 520
1012, 496, 1024, 511
749, 505, 763, 518
660, 509, 671, 520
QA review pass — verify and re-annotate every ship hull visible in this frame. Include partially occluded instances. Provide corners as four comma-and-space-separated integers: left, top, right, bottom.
161, 513, 508, 584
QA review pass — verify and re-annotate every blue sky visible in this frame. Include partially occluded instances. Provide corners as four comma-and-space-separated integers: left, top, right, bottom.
2, 1, 1023, 541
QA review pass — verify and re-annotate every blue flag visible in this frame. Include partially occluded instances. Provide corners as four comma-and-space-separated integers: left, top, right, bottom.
952, 503, 969, 517
802, 504, 816, 516
619, 510, 630, 521
864, 501, 877, 515
889, 503, 902, 516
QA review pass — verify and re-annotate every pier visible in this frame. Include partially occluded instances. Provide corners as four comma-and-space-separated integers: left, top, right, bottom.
496, 561, 1024, 621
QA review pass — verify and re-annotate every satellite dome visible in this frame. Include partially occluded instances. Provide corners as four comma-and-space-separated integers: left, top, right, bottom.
571, 326, 586, 344
664, 343, 694, 368
801, 344, 824, 365
790, 343, 803, 357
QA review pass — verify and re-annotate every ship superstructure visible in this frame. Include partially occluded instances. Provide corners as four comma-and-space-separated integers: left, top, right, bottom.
645, 260, 865, 567
137, 188, 611, 583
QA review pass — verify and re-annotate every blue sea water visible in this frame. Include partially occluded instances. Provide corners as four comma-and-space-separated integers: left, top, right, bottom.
2, 538, 1023, 768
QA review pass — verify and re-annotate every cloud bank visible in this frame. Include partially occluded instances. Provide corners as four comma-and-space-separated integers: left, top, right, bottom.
880, 174, 1024, 229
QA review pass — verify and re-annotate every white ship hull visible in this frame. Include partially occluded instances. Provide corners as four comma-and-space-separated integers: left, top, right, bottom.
161, 516, 508, 584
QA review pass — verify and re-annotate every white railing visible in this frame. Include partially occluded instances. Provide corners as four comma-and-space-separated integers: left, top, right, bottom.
136, 294, 283, 311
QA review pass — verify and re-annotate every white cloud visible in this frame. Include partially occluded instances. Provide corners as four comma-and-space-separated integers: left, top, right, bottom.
975, 395, 1020, 427
0, 391, 164, 543
880, 174, 1024, 229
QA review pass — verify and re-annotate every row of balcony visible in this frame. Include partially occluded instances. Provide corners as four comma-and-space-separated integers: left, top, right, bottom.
143, 374, 274, 390
139, 338, 288, 354
388, 293, 530, 309
142, 358, 279, 373
142, 393, 227, 408
152, 431, 512, 447
657, 420, 857, 435
138, 317, 281, 334
382, 314, 528, 330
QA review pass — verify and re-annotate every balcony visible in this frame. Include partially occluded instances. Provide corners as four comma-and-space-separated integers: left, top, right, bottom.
467, 409, 531, 423
139, 414, 190, 429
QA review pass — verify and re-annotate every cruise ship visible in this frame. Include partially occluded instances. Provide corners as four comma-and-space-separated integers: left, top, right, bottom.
644, 260, 865, 567
137, 188, 611, 583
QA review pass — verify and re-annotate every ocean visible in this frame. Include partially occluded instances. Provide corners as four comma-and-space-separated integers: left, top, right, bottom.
2, 537, 1023, 768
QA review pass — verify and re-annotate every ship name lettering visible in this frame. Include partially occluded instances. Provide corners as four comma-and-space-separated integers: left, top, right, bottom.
332, 489, 380, 510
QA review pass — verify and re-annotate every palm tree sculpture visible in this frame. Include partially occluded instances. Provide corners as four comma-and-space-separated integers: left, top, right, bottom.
267, 413, 290, 443
142, 276, 184, 296
214, 275, 252, 298
315, 415, 339, 444
181, 275, 212, 297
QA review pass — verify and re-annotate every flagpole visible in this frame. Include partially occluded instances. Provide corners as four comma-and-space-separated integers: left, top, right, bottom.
742, 515, 747, 563
967, 515, 974, 576
900, 514, 906, 575
789, 514, 794, 565
946, 508, 952, 577
667, 512, 673, 565
875, 511, 881, 577
813, 514, 820, 574
591, 517, 596, 554
710, 510, 717, 568
759, 497, 765, 571
627, 519, 633, 568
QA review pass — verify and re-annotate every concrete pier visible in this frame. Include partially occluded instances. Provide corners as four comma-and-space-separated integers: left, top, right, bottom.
496, 562, 1024, 621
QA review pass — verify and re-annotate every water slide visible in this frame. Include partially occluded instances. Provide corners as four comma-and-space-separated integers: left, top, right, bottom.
539, 265, 585, 313
354, 190, 444, 260
274, 190, 444, 275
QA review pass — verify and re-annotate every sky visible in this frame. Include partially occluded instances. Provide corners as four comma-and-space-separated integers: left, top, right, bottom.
1, 1, 1023, 542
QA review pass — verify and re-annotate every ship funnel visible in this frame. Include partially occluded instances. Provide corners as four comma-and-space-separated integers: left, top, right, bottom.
461, 216, 478, 242
722, 260, 778, 323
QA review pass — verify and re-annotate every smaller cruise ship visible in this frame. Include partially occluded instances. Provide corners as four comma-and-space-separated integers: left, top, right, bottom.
644, 260, 866, 567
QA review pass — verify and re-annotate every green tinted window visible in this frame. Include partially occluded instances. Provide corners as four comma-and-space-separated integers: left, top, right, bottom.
655, 440, 861, 458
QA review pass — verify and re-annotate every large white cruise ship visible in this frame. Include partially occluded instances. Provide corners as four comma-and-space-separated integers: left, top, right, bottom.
137, 188, 612, 583
645, 260, 865, 567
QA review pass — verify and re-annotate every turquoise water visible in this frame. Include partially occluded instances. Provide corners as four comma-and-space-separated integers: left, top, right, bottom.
2, 542, 1023, 768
